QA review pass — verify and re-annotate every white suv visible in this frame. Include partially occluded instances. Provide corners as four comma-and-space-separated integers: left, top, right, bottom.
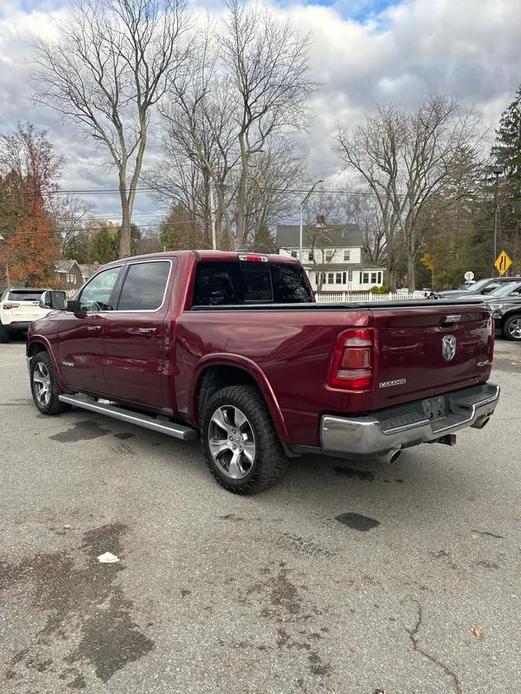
0, 288, 54, 343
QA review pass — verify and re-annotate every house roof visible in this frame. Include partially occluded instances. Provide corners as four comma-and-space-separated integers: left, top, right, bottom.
79, 264, 98, 276
55, 259, 81, 273
276, 223, 363, 248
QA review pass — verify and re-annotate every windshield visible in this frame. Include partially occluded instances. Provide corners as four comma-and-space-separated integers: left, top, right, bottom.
464, 278, 489, 292
7, 290, 45, 302
489, 282, 521, 298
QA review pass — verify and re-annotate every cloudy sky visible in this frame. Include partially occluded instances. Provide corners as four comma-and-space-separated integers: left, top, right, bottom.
1, 0, 520, 226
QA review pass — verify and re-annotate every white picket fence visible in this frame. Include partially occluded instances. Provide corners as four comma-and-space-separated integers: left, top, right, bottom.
316, 290, 425, 303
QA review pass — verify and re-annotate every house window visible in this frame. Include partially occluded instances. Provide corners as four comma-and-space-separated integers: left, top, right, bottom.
325, 250, 334, 262
327, 272, 334, 284
343, 250, 351, 261
335, 273, 342, 284
291, 250, 297, 258
371, 271, 382, 284
308, 251, 314, 261
342, 272, 347, 284
361, 272, 370, 285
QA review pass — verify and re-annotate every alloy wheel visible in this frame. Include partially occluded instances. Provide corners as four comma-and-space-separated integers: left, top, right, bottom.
208, 405, 256, 480
508, 318, 521, 339
33, 362, 51, 407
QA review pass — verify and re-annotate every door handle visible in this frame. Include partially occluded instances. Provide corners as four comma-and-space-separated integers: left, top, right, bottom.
138, 327, 157, 335
87, 325, 102, 332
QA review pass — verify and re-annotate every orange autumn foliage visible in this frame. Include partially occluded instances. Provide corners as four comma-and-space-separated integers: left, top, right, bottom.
0, 197, 59, 287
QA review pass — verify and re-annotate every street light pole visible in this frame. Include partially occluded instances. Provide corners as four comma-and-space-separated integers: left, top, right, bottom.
492, 166, 502, 272
299, 179, 324, 262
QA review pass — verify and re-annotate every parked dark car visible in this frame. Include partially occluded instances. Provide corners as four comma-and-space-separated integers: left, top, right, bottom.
433, 276, 521, 300
484, 281, 521, 340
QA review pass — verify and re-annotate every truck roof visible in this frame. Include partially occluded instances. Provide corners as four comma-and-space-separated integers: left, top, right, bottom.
104, 249, 299, 267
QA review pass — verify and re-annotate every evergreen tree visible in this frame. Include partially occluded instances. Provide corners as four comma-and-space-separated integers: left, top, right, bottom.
252, 224, 277, 253
160, 205, 204, 250
492, 86, 521, 184
491, 86, 521, 271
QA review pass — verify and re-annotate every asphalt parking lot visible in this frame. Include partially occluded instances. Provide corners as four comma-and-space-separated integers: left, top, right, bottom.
1, 340, 520, 694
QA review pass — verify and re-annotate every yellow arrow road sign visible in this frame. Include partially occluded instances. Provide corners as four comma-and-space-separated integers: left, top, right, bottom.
495, 250, 512, 276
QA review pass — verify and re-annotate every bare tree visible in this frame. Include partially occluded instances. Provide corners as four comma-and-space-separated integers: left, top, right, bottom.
49, 194, 94, 256
336, 105, 406, 289
220, 0, 313, 247
336, 96, 480, 290
154, 31, 237, 247
34, 0, 190, 257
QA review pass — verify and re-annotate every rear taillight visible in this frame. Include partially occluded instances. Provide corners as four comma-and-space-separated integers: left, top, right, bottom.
2, 302, 19, 310
488, 316, 495, 363
328, 328, 374, 390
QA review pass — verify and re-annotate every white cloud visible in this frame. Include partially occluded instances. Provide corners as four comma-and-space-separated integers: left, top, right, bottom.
0, 0, 520, 221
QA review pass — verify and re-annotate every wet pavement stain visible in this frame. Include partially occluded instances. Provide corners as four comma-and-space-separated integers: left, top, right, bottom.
113, 432, 135, 440
50, 420, 111, 443
242, 562, 332, 680
336, 512, 381, 531
1, 522, 154, 687
334, 466, 375, 481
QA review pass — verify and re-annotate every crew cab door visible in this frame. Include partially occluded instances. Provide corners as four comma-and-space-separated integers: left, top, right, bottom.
101, 259, 173, 409
57, 265, 122, 394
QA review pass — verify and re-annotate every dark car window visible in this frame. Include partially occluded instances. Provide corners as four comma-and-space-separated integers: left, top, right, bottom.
7, 290, 45, 302
79, 266, 121, 312
192, 261, 312, 306
117, 261, 171, 311
481, 283, 501, 295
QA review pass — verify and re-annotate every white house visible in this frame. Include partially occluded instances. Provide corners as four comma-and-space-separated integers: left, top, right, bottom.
276, 218, 385, 292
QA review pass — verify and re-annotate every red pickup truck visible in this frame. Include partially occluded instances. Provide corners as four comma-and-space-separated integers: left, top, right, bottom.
27, 251, 499, 494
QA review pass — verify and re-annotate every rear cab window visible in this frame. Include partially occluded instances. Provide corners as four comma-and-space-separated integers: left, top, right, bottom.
192, 260, 312, 306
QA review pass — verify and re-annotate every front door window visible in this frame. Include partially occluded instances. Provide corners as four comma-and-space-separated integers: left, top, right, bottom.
79, 267, 121, 312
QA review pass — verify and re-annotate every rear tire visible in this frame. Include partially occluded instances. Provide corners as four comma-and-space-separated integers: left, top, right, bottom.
201, 385, 289, 494
30, 351, 69, 415
503, 314, 521, 341
0, 322, 10, 343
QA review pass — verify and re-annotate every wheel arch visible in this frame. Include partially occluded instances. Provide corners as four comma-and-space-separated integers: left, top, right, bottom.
191, 355, 290, 443
27, 337, 64, 387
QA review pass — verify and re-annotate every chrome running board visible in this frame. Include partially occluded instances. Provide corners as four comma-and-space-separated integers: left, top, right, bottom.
58, 394, 197, 441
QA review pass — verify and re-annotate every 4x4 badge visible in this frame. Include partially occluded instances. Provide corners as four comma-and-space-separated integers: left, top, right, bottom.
442, 335, 457, 361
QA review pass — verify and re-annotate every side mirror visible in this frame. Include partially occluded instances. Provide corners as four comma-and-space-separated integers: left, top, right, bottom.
40, 290, 67, 310
66, 299, 82, 314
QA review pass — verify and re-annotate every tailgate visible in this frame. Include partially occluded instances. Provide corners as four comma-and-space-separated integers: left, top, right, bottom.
9, 301, 46, 323
372, 304, 493, 409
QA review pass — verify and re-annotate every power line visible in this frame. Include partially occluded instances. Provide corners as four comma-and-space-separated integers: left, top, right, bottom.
38, 185, 404, 197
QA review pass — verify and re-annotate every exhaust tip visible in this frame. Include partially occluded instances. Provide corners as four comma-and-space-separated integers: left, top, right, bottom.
379, 448, 402, 465
389, 449, 402, 465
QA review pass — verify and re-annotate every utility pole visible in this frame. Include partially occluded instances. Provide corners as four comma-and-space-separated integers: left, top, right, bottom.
299, 179, 324, 262
492, 166, 502, 272
210, 182, 217, 250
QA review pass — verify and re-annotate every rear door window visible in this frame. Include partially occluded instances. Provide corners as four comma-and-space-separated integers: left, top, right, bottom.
117, 261, 171, 311
193, 261, 312, 306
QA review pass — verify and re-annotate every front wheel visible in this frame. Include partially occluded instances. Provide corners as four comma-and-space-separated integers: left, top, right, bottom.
503, 315, 521, 341
30, 351, 69, 415
201, 385, 289, 494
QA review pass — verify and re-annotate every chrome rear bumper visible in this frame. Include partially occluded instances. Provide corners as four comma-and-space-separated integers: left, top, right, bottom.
320, 383, 500, 457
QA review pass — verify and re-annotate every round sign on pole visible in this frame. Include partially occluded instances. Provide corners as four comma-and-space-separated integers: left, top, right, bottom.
464, 271, 474, 281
